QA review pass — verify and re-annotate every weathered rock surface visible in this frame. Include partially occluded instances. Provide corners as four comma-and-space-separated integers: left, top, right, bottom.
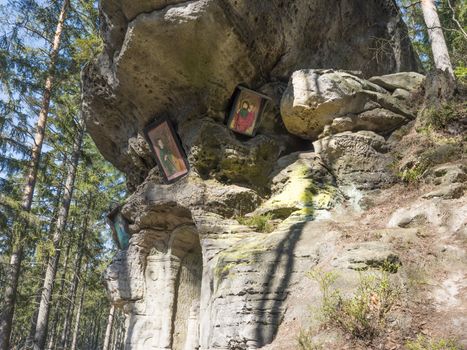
83, 0, 420, 184
421, 183, 465, 200
280, 69, 414, 139
427, 163, 467, 186
81, 1, 467, 350
263, 183, 467, 350
313, 131, 396, 189
103, 171, 337, 349
369, 71, 425, 92
254, 152, 340, 219
179, 118, 282, 192
331, 241, 400, 270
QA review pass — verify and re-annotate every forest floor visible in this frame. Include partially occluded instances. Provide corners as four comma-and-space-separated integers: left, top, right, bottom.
264, 160, 466, 350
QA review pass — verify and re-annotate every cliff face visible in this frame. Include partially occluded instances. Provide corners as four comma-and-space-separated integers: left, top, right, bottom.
81, 1, 466, 349
82, 0, 420, 189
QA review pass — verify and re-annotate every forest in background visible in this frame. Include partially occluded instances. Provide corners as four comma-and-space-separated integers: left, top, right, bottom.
0, 0, 465, 349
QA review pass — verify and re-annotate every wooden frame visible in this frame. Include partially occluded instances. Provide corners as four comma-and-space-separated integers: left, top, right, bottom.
227, 86, 271, 137
107, 206, 130, 250
143, 117, 190, 184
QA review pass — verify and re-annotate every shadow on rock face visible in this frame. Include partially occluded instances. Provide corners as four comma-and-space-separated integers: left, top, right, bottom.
253, 222, 306, 347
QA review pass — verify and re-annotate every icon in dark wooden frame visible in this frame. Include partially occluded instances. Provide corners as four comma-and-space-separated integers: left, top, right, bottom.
107, 206, 130, 250
143, 117, 190, 184
227, 86, 271, 137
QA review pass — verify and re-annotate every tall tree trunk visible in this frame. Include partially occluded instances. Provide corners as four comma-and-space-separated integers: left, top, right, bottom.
33, 119, 84, 350
45, 238, 72, 350
58, 209, 90, 350
102, 305, 115, 350
420, 0, 455, 78
69, 282, 86, 350
30, 185, 68, 348
0, 1, 70, 349
26, 259, 49, 348
93, 321, 102, 350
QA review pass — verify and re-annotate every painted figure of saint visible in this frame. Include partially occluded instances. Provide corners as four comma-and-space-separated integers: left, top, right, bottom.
156, 138, 178, 176
232, 100, 256, 134
114, 213, 129, 249
144, 119, 189, 183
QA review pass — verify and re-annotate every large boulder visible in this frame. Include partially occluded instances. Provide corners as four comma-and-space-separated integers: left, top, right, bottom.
83, 0, 420, 183
313, 131, 396, 189
280, 69, 414, 140
369, 72, 425, 92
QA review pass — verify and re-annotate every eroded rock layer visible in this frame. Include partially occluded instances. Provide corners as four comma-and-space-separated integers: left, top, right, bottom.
82, 0, 420, 188
80, 1, 441, 350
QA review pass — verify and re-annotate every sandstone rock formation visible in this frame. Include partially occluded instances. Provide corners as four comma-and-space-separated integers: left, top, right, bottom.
78, 1, 467, 350
280, 69, 415, 140
82, 0, 420, 188
369, 71, 425, 92
313, 131, 396, 190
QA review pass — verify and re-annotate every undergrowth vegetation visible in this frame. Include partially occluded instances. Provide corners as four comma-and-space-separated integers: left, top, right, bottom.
393, 98, 466, 184
236, 213, 275, 233
421, 100, 467, 132
395, 143, 461, 183
298, 266, 400, 349
405, 335, 463, 350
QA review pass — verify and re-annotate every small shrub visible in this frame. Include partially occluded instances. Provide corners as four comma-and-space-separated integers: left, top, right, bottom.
396, 144, 461, 184
397, 164, 427, 183
454, 65, 467, 85
308, 268, 399, 340
236, 213, 274, 233
406, 335, 462, 350
422, 101, 467, 131
297, 330, 323, 350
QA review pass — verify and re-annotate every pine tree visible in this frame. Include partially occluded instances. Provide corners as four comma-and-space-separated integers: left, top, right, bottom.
0, 1, 70, 347
33, 116, 83, 350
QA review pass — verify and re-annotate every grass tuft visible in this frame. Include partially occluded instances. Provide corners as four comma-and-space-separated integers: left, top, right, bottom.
236, 213, 275, 233
406, 335, 462, 350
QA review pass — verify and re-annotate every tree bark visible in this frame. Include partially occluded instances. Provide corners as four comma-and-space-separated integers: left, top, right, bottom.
26, 260, 48, 347
69, 283, 86, 350
33, 118, 84, 350
420, 0, 455, 78
0, 1, 70, 349
102, 305, 115, 350
45, 238, 72, 350
58, 205, 91, 349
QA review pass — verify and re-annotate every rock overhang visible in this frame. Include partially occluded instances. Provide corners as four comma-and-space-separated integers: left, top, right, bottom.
83, 2, 429, 348
82, 0, 421, 189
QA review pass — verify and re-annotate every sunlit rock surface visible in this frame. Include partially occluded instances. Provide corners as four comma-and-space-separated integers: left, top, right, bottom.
78, 1, 459, 350
82, 0, 420, 188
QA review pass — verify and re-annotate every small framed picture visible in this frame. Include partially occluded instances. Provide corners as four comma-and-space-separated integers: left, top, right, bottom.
107, 207, 130, 250
143, 117, 189, 184
227, 86, 271, 137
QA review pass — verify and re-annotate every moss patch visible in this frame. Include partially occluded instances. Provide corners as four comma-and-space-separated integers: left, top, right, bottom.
214, 239, 270, 280
260, 162, 340, 220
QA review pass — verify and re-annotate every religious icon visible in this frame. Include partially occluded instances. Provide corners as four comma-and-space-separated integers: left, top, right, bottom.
227, 86, 271, 137
143, 117, 189, 184
107, 207, 130, 250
